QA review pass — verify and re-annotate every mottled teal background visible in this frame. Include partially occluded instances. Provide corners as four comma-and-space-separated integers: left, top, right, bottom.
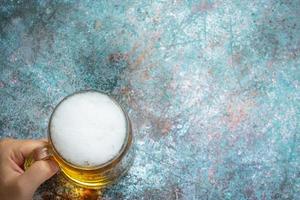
0, 0, 300, 199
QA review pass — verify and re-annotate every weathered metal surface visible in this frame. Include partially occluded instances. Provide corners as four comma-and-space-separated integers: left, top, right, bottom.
0, 0, 299, 199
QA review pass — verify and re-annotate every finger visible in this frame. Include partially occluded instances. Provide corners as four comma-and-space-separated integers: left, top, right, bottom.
40, 138, 48, 143
33, 147, 51, 161
18, 139, 48, 158
18, 159, 59, 192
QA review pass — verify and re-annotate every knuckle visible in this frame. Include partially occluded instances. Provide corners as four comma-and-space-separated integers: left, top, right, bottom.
0, 139, 5, 147
0, 140, 6, 150
0, 139, 14, 156
0, 138, 13, 148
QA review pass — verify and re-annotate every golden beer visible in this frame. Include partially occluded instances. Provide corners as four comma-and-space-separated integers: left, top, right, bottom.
26, 91, 134, 189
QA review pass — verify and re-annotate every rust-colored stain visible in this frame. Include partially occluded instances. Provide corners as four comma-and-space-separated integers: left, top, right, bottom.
37, 173, 102, 200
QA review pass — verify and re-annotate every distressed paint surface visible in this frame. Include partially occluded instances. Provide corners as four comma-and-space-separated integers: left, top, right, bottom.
0, 0, 300, 199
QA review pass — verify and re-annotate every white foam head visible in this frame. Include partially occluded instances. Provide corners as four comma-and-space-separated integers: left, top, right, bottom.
49, 91, 127, 167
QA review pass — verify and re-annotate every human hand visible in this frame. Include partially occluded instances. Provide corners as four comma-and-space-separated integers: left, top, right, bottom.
0, 139, 59, 200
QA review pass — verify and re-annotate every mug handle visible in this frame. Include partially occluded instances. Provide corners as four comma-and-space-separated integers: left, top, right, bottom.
24, 145, 53, 170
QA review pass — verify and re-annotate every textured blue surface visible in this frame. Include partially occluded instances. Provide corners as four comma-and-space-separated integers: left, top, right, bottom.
0, 0, 300, 199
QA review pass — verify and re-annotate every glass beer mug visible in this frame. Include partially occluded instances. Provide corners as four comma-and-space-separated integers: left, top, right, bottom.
25, 90, 134, 189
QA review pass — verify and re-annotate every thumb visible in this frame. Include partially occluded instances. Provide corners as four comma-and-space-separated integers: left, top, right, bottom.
19, 159, 59, 192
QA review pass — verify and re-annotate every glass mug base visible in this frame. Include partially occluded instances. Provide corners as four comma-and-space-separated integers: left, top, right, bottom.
25, 90, 134, 189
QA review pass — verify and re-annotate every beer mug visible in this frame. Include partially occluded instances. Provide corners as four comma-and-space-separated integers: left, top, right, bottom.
25, 90, 134, 189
